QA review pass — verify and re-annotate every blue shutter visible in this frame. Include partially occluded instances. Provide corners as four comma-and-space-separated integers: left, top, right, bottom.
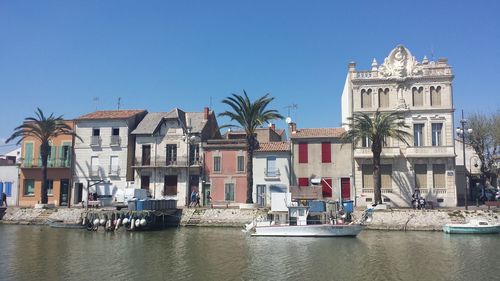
5, 182, 12, 197
0, 182, 3, 195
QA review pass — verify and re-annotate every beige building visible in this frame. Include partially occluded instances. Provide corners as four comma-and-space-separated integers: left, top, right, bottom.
341, 45, 457, 207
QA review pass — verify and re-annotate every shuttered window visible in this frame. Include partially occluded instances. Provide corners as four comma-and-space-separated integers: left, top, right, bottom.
298, 178, 309, 187
381, 165, 392, 189
433, 164, 446, 189
298, 143, 308, 163
224, 183, 235, 201
362, 165, 373, 189
415, 164, 427, 189
24, 179, 35, 196
321, 142, 331, 163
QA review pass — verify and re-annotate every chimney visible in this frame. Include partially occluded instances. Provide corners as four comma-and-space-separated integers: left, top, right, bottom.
271, 123, 276, 131
204, 107, 209, 120
348, 61, 356, 72
290, 122, 297, 134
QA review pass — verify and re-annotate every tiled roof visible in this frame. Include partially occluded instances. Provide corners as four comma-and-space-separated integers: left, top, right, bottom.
132, 108, 208, 135
291, 128, 345, 138
77, 110, 146, 120
257, 142, 290, 152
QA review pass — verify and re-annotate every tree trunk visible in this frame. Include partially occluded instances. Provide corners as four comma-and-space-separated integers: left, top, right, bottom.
246, 140, 254, 204
372, 143, 382, 205
40, 141, 49, 204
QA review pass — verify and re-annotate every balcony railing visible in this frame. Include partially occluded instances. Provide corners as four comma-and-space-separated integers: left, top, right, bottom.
133, 156, 203, 167
90, 136, 102, 146
109, 165, 121, 176
354, 147, 401, 158
110, 136, 121, 146
264, 168, 281, 179
405, 146, 455, 158
22, 158, 71, 168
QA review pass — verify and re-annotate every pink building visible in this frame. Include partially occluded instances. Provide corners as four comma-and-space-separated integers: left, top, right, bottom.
203, 139, 248, 205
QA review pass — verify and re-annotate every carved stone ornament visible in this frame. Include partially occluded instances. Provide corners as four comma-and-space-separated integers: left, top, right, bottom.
378, 45, 422, 78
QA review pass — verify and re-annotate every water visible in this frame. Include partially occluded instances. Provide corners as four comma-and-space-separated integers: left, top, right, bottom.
0, 225, 498, 281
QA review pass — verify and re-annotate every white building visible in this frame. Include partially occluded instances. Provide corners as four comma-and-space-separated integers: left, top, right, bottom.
72, 110, 147, 206
0, 148, 21, 206
253, 142, 290, 207
131, 107, 220, 207
341, 45, 457, 207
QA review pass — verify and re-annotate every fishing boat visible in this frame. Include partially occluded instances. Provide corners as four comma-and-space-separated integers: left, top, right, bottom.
245, 205, 374, 237
48, 219, 86, 229
443, 220, 500, 234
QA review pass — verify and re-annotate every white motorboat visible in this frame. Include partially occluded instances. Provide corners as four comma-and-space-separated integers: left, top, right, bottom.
443, 220, 500, 234
247, 205, 373, 237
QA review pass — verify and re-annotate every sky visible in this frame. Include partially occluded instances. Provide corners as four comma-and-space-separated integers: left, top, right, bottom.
1, 0, 499, 153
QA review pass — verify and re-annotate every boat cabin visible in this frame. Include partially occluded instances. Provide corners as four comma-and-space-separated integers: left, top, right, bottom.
289, 206, 309, 226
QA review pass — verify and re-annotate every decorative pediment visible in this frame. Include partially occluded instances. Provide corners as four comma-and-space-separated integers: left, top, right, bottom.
379, 45, 422, 78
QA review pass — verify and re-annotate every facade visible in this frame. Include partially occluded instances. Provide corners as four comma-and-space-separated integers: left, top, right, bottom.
290, 127, 352, 201
0, 148, 21, 206
341, 45, 457, 207
19, 121, 74, 207
73, 110, 147, 206
132, 108, 220, 207
253, 142, 290, 207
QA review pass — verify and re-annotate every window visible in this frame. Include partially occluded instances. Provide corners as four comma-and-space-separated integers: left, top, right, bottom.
415, 164, 427, 190
266, 156, 277, 177
430, 86, 441, 106
412, 87, 423, 107
362, 165, 373, 189
362, 136, 372, 148
24, 179, 35, 196
298, 177, 309, 187
237, 155, 245, 172
213, 156, 221, 172
110, 156, 119, 175
92, 128, 100, 136
381, 165, 392, 189
361, 89, 372, 108
189, 145, 200, 165
141, 145, 151, 165
61, 143, 71, 166
431, 123, 443, 146
433, 164, 446, 189
2, 182, 12, 197
47, 180, 54, 196
298, 143, 308, 163
112, 128, 120, 136
413, 124, 424, 146
90, 156, 99, 176
378, 88, 389, 108
321, 142, 331, 163
164, 175, 177, 196
166, 144, 177, 164
24, 142, 33, 167
224, 183, 235, 201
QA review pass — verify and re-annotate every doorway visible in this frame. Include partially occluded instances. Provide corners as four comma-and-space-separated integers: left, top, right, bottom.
256, 185, 267, 207
341, 178, 351, 199
141, 175, 150, 190
60, 179, 69, 206
164, 175, 177, 196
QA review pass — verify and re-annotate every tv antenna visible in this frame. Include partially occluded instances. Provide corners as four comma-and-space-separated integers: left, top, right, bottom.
93, 97, 100, 110
117, 97, 122, 110
284, 103, 298, 117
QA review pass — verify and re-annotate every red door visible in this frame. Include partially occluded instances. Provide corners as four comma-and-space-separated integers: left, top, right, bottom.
322, 178, 332, 198
341, 178, 350, 199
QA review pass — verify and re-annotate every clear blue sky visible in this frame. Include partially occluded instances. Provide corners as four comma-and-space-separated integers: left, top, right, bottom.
1, 0, 499, 153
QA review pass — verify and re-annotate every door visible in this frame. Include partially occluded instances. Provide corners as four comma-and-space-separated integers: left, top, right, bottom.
76, 183, 83, 203
141, 175, 150, 190
322, 178, 332, 198
60, 179, 69, 206
202, 183, 210, 206
164, 175, 177, 196
256, 185, 266, 207
142, 145, 151, 165
341, 178, 351, 199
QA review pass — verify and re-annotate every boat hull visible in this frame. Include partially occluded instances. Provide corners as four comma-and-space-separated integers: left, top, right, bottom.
443, 224, 500, 234
252, 224, 364, 237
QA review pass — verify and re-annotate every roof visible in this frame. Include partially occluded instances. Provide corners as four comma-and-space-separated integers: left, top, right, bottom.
77, 110, 146, 120
256, 142, 290, 152
291, 128, 345, 139
132, 108, 209, 135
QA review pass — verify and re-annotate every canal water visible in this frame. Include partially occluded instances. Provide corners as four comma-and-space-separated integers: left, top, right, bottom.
0, 225, 498, 281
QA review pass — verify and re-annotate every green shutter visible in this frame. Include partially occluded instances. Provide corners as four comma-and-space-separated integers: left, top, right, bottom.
24, 143, 33, 167
50, 145, 56, 167
58, 145, 63, 167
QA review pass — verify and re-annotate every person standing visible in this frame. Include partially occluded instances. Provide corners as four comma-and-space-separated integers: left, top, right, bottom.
195, 192, 201, 208
1, 192, 7, 207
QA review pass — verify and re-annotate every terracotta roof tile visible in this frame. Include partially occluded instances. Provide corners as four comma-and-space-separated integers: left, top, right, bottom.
291, 128, 345, 138
77, 110, 147, 120
257, 142, 290, 152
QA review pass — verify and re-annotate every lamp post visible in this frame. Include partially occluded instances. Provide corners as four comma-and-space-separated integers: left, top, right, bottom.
456, 110, 472, 210
185, 122, 192, 207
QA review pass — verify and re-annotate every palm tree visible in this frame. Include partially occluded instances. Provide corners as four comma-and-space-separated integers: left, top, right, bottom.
219, 91, 284, 203
6, 108, 77, 204
341, 110, 411, 204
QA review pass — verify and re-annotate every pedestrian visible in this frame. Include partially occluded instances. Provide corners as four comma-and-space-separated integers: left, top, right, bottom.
206, 191, 212, 204
1, 192, 7, 207
190, 189, 197, 207
195, 192, 201, 208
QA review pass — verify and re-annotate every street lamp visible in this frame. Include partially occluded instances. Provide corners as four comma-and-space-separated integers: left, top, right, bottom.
456, 109, 473, 210
184, 121, 193, 207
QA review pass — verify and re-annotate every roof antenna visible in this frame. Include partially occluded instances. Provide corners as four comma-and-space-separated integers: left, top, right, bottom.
209, 96, 212, 110
117, 97, 122, 110
284, 103, 298, 118
93, 97, 100, 110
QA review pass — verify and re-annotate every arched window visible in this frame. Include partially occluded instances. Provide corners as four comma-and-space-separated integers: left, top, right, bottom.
378, 88, 389, 108
412, 87, 423, 106
431, 86, 441, 106
361, 89, 372, 108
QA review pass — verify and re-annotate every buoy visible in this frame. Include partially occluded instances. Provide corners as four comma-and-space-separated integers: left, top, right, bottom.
140, 218, 147, 226
93, 218, 100, 226
123, 218, 129, 225
100, 218, 106, 226
135, 219, 141, 227
130, 218, 135, 230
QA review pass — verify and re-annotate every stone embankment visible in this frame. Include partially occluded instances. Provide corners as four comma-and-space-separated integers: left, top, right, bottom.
1, 207, 499, 231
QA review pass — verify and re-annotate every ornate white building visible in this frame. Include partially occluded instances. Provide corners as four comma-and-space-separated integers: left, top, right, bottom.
341, 45, 457, 207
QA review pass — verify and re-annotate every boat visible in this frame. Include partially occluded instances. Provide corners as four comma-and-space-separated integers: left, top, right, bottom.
246, 205, 374, 237
48, 219, 86, 229
443, 220, 500, 234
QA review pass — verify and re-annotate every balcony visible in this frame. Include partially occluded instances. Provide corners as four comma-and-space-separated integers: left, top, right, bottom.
354, 147, 401, 159
405, 146, 455, 158
90, 136, 101, 147
133, 156, 203, 168
90, 166, 102, 178
109, 165, 121, 176
110, 136, 121, 147
264, 168, 281, 180
22, 158, 71, 168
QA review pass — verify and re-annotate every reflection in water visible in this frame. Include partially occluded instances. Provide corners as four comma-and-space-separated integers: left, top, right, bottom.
0, 225, 498, 281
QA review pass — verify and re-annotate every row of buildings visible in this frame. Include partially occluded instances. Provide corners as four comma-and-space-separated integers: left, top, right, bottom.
1, 45, 473, 208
